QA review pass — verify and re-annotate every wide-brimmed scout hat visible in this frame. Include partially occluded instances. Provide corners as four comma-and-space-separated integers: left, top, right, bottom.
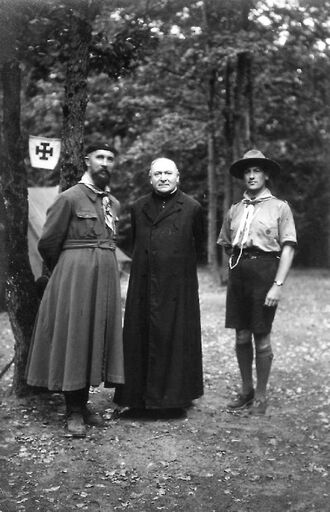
229, 149, 281, 179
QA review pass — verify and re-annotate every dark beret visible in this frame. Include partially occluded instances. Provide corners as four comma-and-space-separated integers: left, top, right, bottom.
85, 143, 116, 156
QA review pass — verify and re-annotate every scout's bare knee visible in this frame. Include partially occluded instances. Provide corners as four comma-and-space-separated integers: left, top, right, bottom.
235, 329, 252, 346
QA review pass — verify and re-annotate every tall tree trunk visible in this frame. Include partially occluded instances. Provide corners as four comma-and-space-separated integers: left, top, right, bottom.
59, 7, 92, 192
0, 107, 5, 311
0, 61, 39, 395
206, 69, 218, 274
203, 0, 219, 275
326, 158, 330, 268
220, 0, 254, 280
221, 59, 235, 283
220, 52, 254, 283
0, 185, 7, 312
223, 59, 234, 212
233, 51, 254, 176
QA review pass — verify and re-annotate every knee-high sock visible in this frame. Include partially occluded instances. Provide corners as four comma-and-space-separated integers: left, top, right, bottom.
236, 342, 254, 394
255, 346, 273, 400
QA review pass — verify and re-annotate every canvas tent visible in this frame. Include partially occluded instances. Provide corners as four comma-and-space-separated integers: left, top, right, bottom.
28, 187, 130, 279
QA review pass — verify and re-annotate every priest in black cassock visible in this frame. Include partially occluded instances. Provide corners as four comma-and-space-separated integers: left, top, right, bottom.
114, 157, 204, 414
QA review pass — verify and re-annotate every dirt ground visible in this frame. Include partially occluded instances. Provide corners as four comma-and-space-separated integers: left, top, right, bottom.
0, 268, 329, 512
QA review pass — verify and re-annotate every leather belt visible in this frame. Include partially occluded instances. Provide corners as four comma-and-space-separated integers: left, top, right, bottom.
233, 248, 280, 259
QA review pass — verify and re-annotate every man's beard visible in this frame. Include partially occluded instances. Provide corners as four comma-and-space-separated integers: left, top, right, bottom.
92, 171, 110, 190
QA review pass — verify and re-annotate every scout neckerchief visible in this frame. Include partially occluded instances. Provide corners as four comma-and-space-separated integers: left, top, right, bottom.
79, 173, 117, 234
229, 188, 273, 269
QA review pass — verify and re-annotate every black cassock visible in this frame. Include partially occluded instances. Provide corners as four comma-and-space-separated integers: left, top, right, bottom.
114, 189, 204, 408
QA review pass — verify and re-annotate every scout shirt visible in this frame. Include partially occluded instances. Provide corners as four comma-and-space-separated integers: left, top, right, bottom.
217, 188, 297, 253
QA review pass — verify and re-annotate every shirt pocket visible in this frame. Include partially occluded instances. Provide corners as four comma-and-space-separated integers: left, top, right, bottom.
75, 210, 102, 238
256, 219, 279, 243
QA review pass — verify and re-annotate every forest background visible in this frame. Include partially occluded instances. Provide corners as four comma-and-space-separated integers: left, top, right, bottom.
0, 0, 330, 394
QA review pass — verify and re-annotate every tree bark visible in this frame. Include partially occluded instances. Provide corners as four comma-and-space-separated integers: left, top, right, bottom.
221, 59, 235, 284
203, 0, 219, 276
206, 69, 218, 275
0, 192, 7, 311
233, 51, 254, 171
0, 61, 39, 395
59, 8, 92, 192
220, 52, 254, 283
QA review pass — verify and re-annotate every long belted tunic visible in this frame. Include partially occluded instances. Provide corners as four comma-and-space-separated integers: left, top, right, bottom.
114, 189, 204, 409
26, 183, 124, 391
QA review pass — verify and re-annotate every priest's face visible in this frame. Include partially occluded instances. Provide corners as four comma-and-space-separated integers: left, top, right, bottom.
149, 158, 179, 195
85, 149, 115, 189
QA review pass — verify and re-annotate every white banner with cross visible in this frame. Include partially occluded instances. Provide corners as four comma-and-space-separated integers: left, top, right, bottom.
29, 135, 61, 170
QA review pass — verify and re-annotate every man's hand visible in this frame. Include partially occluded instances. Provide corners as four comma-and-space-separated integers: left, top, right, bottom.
264, 244, 295, 308
264, 284, 282, 307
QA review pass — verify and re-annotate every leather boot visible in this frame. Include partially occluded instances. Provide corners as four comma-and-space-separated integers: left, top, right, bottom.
66, 410, 86, 437
64, 389, 87, 437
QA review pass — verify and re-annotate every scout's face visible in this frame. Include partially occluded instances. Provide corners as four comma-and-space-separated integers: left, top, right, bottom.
244, 166, 269, 196
85, 149, 115, 190
149, 158, 179, 195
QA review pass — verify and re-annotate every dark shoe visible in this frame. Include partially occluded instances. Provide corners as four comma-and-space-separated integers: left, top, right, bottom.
227, 389, 255, 410
249, 399, 268, 416
82, 405, 104, 426
66, 412, 86, 437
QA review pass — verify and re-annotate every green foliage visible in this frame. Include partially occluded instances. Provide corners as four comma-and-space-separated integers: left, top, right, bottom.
90, 16, 158, 79
2, 0, 330, 265
276, 158, 330, 267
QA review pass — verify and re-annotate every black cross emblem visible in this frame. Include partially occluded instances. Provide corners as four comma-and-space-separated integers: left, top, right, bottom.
35, 142, 53, 160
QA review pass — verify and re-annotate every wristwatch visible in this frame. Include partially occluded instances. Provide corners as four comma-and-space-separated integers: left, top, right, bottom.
274, 280, 284, 286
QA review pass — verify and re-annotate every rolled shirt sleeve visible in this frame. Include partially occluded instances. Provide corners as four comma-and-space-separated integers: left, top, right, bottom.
278, 201, 297, 247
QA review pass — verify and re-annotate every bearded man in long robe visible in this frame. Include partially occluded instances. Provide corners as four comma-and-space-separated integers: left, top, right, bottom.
26, 143, 124, 436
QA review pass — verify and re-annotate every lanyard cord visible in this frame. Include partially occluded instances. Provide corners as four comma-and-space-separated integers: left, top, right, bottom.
229, 204, 261, 269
